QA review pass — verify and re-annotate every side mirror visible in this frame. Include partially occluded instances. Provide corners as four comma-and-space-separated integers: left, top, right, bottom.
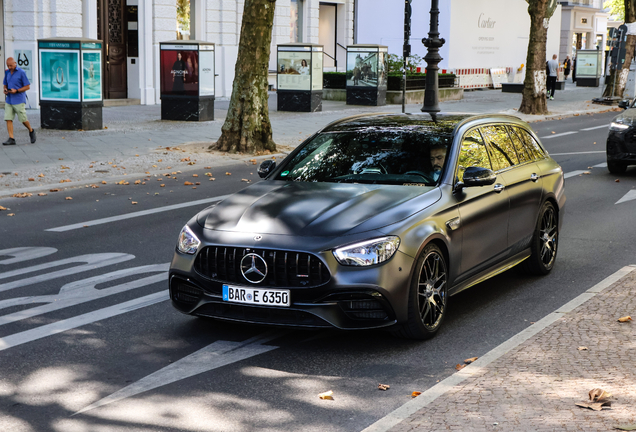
258, 160, 276, 178
463, 166, 496, 187
618, 99, 630, 110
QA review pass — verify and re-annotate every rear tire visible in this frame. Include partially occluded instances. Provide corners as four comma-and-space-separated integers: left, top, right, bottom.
607, 161, 627, 174
522, 201, 558, 275
393, 243, 448, 340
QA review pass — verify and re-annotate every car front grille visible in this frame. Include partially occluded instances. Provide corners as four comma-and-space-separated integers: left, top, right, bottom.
194, 246, 331, 288
624, 130, 636, 152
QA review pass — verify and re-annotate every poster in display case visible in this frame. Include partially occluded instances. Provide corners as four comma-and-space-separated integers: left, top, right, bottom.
199, 48, 215, 96
160, 46, 200, 96
346, 45, 388, 106
347, 49, 379, 87
312, 50, 323, 91
575, 50, 602, 78
39, 50, 81, 102
278, 51, 312, 91
82, 51, 102, 101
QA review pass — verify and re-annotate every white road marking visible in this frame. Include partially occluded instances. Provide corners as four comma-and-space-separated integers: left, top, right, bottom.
0, 247, 58, 265
594, 162, 608, 168
549, 151, 605, 156
362, 265, 636, 432
616, 190, 636, 205
564, 170, 587, 178
0, 253, 135, 293
540, 131, 578, 139
0, 263, 169, 326
0, 290, 169, 351
46, 195, 229, 232
580, 125, 609, 131
74, 332, 284, 415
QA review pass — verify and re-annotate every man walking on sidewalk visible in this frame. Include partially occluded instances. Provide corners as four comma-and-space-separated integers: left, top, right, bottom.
3, 57, 36, 145
547, 54, 559, 100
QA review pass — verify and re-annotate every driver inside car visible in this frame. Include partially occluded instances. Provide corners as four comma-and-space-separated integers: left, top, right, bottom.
429, 146, 447, 181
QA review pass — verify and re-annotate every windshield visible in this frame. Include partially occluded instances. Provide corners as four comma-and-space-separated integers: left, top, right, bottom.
274, 130, 451, 186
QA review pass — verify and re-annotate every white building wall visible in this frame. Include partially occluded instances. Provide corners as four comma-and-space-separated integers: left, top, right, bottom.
152, 0, 177, 102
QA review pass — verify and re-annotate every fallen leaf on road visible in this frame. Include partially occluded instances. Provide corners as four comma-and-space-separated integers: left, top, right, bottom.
192, 174, 199, 177
38, 174, 45, 177
378, 384, 390, 391
188, 161, 196, 165
616, 179, 620, 182
65, 197, 73, 200
160, 184, 166, 187
60, 179, 71, 183
241, 179, 251, 182
28, 178, 35, 181
192, 187, 197, 189
209, 178, 216, 181
50, 189, 61, 192
152, 165, 157, 168
226, 172, 232, 175
578, 346, 589, 351
7, 213, 15, 216
38, 193, 47, 196
618, 316, 632, 323
205, 166, 211, 169
575, 388, 613, 411
0, 206, 6, 211
318, 390, 334, 400
464, 357, 478, 364
195, 182, 200, 185
131, 201, 138, 205
12, 193, 32, 198
101, 181, 107, 184
205, 172, 213, 176
180, 157, 191, 162
551, 131, 555, 134
583, 171, 591, 175
89, 165, 93, 168
455, 364, 466, 371
184, 181, 194, 185
134, 180, 141, 184
411, 391, 422, 398
14, 173, 18, 176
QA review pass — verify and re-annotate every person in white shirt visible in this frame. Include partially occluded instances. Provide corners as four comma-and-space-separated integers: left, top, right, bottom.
547, 54, 559, 100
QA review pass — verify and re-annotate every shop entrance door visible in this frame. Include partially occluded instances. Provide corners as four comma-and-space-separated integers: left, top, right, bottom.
97, 0, 128, 99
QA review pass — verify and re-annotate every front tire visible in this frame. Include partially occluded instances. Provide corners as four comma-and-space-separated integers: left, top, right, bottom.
393, 243, 448, 340
522, 201, 558, 275
607, 161, 627, 174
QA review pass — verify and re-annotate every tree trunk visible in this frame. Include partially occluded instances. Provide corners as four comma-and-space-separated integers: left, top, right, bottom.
603, 0, 636, 98
213, 0, 277, 154
519, 0, 549, 115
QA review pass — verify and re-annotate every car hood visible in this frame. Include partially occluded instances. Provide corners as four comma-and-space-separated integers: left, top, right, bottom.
199, 181, 440, 237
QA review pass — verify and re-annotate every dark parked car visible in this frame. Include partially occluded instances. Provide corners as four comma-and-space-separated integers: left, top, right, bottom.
607, 98, 636, 173
169, 113, 565, 339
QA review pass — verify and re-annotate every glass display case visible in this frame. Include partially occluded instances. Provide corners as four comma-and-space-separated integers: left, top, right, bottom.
159, 41, 215, 121
346, 45, 388, 106
38, 38, 103, 130
575, 50, 602, 87
277, 44, 323, 112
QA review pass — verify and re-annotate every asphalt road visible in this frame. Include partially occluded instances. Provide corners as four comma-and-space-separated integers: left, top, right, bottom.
1, 111, 635, 432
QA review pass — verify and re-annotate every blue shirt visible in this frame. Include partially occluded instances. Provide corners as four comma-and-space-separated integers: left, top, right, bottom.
3, 67, 30, 105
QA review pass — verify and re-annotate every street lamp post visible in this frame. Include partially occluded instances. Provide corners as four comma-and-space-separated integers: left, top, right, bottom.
421, 0, 445, 118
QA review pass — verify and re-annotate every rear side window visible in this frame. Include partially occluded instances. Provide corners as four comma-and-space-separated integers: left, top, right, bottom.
479, 125, 519, 171
513, 126, 546, 160
457, 129, 492, 182
507, 126, 534, 164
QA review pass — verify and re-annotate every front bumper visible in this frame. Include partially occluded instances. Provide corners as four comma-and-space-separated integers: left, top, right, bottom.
607, 130, 636, 164
169, 242, 415, 330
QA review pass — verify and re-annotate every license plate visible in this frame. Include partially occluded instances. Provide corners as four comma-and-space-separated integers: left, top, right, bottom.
222, 285, 290, 307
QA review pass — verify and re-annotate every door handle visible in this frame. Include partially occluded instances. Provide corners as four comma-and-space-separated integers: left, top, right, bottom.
530, 173, 539, 182
493, 183, 505, 193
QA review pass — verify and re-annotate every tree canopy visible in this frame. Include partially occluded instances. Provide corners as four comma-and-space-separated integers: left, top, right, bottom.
604, 0, 625, 20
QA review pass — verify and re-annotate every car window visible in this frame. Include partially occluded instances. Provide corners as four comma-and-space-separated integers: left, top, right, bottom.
274, 130, 452, 186
479, 125, 518, 171
507, 126, 534, 164
457, 129, 492, 182
513, 126, 546, 160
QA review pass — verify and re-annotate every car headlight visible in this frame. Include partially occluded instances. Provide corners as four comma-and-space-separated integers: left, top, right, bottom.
333, 236, 400, 266
177, 225, 201, 254
610, 122, 630, 131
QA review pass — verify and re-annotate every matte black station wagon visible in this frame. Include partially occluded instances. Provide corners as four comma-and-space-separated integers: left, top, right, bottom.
169, 113, 565, 339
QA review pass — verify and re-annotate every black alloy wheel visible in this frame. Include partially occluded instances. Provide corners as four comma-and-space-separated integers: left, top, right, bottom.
523, 201, 558, 275
395, 243, 448, 340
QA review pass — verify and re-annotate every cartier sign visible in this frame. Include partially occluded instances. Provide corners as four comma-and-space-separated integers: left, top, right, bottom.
478, 13, 496, 29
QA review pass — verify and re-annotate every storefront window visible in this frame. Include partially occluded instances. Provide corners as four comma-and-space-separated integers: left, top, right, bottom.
291, 0, 303, 42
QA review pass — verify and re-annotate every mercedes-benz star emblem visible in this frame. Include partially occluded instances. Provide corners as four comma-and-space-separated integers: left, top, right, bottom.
240, 253, 268, 284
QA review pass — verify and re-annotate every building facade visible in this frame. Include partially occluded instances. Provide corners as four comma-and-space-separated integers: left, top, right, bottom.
1, 0, 354, 106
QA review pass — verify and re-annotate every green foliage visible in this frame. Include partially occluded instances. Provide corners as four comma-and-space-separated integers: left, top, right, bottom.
387, 54, 424, 73
177, 0, 190, 32
604, 0, 625, 20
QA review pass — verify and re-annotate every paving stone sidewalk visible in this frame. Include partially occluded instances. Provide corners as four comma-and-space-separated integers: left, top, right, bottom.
386, 268, 636, 432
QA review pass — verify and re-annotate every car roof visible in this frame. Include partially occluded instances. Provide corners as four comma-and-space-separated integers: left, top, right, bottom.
319, 112, 526, 136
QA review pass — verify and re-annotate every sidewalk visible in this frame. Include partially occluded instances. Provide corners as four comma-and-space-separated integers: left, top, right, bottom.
370, 266, 636, 432
0, 80, 619, 194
